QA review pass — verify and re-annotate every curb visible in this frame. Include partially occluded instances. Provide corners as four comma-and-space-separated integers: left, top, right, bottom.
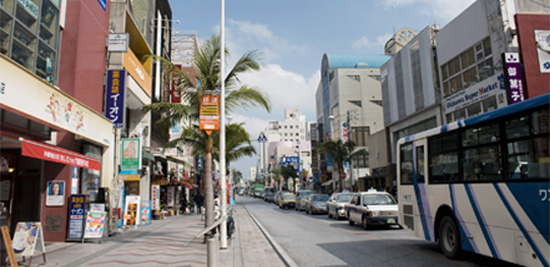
245, 208, 299, 267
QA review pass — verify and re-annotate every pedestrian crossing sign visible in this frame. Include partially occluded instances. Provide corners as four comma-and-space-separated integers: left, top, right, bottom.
258, 132, 267, 142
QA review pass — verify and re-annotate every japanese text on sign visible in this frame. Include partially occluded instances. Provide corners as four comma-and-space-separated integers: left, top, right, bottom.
105, 70, 126, 128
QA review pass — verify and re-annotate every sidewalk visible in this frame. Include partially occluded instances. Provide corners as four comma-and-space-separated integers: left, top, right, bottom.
12, 200, 289, 267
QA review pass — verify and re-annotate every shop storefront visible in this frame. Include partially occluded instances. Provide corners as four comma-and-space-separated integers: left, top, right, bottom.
0, 55, 114, 242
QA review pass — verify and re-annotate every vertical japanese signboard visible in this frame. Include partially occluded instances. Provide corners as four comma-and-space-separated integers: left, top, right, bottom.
105, 70, 126, 128
67, 195, 88, 240
121, 138, 141, 170
170, 64, 183, 103
151, 185, 160, 210
199, 94, 219, 135
341, 122, 349, 142
503, 52, 525, 105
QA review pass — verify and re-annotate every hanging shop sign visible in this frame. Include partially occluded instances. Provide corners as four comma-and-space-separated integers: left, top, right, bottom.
151, 185, 160, 210
503, 52, 526, 105
108, 34, 128, 52
199, 94, 219, 135
341, 122, 349, 142
105, 70, 127, 128
121, 138, 141, 170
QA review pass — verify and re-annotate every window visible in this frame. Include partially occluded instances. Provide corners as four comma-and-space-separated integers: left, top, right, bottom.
350, 127, 369, 146
428, 132, 459, 182
416, 146, 425, 183
352, 153, 369, 168
347, 75, 360, 82
290, 125, 293, 129
296, 125, 299, 129
284, 133, 287, 136
284, 126, 287, 129
400, 143, 414, 184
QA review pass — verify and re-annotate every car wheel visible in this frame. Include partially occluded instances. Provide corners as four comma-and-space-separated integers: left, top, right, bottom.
328, 210, 332, 219
439, 216, 462, 259
362, 216, 369, 230
348, 214, 355, 226
306, 207, 309, 214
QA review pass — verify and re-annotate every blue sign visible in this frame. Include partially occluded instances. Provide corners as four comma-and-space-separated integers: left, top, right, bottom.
196, 156, 204, 170
68, 194, 87, 239
141, 200, 152, 225
97, 0, 106, 11
280, 156, 300, 172
258, 132, 267, 142
326, 154, 334, 172
105, 70, 126, 128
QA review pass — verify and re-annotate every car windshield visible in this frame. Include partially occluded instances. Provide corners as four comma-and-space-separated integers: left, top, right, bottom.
336, 194, 353, 203
283, 194, 295, 200
362, 194, 396, 205
301, 192, 313, 198
312, 195, 329, 202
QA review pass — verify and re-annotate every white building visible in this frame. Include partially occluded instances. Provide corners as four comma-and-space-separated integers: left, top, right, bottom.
315, 54, 391, 190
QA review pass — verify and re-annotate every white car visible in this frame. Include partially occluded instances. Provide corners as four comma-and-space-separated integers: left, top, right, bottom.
326, 193, 354, 219
344, 189, 399, 229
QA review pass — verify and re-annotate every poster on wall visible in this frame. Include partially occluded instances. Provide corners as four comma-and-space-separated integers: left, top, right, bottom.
124, 196, 141, 226
121, 138, 141, 170
151, 185, 160, 210
11, 222, 46, 257
140, 200, 151, 225
46, 181, 65, 206
535, 30, 550, 73
83, 212, 106, 238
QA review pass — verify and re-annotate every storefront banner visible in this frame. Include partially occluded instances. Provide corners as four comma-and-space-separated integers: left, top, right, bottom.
68, 195, 87, 239
503, 52, 526, 105
442, 74, 506, 114
121, 138, 141, 170
20, 138, 101, 170
12, 222, 45, 257
124, 196, 140, 226
84, 212, 106, 238
535, 30, 550, 73
151, 185, 160, 210
105, 70, 126, 128
140, 200, 151, 225
46, 181, 65, 206
167, 186, 175, 208
1, 57, 113, 147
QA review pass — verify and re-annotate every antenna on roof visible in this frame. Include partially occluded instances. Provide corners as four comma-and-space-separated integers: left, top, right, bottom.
391, 5, 396, 35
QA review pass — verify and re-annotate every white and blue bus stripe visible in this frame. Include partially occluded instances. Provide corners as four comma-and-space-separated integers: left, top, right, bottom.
449, 184, 480, 254
494, 183, 549, 267
464, 184, 501, 259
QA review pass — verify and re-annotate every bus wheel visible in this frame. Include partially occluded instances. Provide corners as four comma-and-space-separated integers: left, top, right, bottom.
439, 216, 462, 259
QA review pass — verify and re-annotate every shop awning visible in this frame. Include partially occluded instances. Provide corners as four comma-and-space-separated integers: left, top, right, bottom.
142, 151, 155, 161
170, 178, 193, 189
20, 138, 101, 170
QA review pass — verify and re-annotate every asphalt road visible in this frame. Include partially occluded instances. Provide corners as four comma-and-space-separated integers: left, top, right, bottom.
238, 194, 522, 267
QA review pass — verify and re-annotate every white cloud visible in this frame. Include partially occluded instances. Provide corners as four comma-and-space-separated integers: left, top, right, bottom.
376, 0, 476, 23
353, 33, 393, 49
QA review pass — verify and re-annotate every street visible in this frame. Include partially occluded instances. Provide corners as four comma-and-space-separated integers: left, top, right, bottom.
238, 195, 522, 267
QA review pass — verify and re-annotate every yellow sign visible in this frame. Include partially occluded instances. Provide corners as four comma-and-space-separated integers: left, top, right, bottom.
152, 180, 168, 186
123, 49, 152, 97
120, 174, 140, 181
199, 94, 220, 135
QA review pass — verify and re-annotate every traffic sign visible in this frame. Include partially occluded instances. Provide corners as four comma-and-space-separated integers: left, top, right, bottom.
340, 172, 346, 179
258, 132, 267, 142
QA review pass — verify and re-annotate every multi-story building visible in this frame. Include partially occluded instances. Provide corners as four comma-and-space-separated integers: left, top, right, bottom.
1, 0, 114, 241
315, 54, 391, 190
379, 26, 442, 190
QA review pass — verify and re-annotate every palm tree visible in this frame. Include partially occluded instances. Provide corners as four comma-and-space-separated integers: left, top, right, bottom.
316, 140, 367, 192
143, 35, 271, 231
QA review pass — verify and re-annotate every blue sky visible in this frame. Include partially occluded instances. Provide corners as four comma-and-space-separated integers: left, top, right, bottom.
168, 0, 476, 179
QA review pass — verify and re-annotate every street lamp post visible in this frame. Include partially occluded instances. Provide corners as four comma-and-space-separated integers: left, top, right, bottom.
219, 0, 228, 252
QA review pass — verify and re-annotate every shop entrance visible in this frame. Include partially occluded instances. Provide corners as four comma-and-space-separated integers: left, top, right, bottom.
12, 156, 42, 231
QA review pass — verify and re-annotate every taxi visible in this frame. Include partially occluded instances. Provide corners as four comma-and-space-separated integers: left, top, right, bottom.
344, 189, 399, 229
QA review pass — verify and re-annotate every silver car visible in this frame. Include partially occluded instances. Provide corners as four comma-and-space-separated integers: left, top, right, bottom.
295, 190, 315, 211
326, 193, 354, 219
305, 194, 330, 214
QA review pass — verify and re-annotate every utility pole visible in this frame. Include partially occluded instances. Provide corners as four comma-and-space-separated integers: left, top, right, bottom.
219, 0, 228, 252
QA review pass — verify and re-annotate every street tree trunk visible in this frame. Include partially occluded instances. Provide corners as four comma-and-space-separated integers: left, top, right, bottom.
204, 136, 213, 229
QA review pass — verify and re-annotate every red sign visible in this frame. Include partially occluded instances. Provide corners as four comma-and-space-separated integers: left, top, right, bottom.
21, 138, 101, 170
199, 94, 220, 135
340, 172, 346, 179
342, 122, 349, 142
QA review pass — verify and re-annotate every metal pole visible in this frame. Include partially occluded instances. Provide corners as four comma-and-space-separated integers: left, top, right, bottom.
219, 0, 228, 250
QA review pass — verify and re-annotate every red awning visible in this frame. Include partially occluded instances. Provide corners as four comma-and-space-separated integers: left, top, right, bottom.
171, 178, 193, 189
20, 138, 101, 170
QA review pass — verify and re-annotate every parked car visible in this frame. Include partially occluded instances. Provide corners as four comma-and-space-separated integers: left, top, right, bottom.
264, 192, 275, 203
278, 193, 296, 209
326, 192, 354, 219
273, 191, 282, 205
295, 190, 315, 211
305, 194, 330, 214
344, 189, 399, 229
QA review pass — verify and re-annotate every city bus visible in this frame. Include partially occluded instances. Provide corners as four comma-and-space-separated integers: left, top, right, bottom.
396, 93, 549, 267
